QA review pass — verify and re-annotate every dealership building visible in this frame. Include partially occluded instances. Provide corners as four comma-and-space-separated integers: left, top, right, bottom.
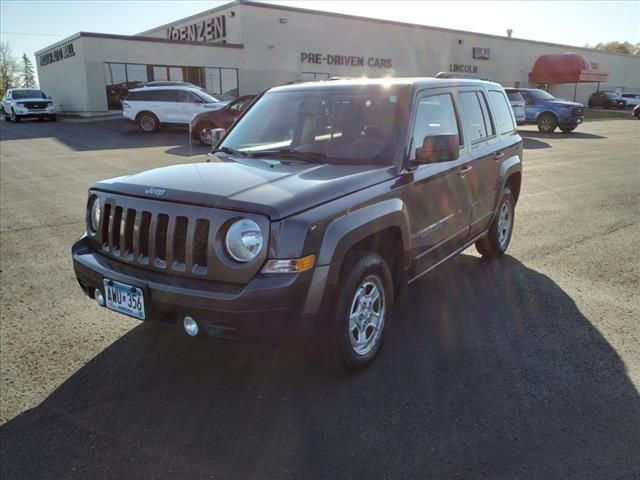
35, 0, 640, 116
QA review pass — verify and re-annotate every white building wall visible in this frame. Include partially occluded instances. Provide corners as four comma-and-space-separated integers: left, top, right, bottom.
35, 36, 91, 114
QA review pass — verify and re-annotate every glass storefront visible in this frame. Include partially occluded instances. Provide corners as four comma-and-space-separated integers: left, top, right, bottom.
104, 62, 239, 110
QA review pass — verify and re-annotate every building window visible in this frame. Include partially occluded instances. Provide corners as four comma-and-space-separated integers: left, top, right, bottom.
104, 62, 239, 110
104, 62, 148, 110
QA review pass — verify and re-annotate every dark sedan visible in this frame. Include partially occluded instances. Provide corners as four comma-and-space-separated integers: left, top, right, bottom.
191, 95, 255, 145
588, 91, 627, 110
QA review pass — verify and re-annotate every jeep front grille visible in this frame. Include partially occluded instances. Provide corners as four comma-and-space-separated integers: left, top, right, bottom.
89, 193, 269, 283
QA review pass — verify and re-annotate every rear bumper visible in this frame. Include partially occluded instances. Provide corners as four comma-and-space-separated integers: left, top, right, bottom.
72, 236, 323, 339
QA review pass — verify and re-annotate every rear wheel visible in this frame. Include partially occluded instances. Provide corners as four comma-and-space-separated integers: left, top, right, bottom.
537, 113, 557, 133
560, 126, 576, 133
476, 187, 515, 259
320, 250, 393, 373
136, 111, 159, 132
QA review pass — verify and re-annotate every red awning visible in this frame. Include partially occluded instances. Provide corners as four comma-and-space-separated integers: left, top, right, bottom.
529, 53, 608, 84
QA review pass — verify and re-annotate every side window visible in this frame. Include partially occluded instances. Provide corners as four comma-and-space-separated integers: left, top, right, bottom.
152, 90, 180, 102
522, 92, 534, 105
489, 90, 516, 135
477, 91, 495, 137
458, 91, 488, 144
229, 98, 249, 113
409, 93, 461, 162
187, 92, 204, 103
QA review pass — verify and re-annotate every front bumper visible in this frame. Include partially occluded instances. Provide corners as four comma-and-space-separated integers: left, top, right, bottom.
72, 236, 323, 339
15, 109, 56, 118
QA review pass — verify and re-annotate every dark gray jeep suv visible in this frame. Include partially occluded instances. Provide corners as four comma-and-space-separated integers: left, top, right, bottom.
72, 78, 523, 372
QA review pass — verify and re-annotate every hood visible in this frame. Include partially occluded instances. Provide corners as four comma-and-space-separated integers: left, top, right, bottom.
544, 99, 584, 108
92, 157, 397, 220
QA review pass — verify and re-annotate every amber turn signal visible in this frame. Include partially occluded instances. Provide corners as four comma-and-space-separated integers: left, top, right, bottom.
261, 255, 316, 273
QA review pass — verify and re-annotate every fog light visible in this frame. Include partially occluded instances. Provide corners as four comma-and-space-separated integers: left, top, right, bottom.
94, 289, 105, 306
183, 316, 199, 337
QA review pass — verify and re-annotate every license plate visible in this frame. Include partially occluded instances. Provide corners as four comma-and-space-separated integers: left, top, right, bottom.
103, 279, 145, 320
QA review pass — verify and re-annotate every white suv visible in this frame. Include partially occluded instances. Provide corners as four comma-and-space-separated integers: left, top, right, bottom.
123, 85, 227, 132
3, 88, 57, 122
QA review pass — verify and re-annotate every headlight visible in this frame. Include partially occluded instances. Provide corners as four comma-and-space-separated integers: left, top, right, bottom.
225, 218, 263, 262
88, 196, 101, 234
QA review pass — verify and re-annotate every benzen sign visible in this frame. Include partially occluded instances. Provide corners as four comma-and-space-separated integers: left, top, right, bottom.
300, 52, 392, 69
166, 15, 227, 42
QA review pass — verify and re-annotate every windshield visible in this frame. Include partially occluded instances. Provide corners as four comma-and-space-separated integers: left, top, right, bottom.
12, 89, 47, 99
195, 90, 220, 103
220, 87, 401, 164
530, 89, 556, 101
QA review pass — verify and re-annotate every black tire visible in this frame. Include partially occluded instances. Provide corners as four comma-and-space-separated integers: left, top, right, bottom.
49, 115, 57, 122
195, 121, 216, 145
320, 250, 394, 373
560, 126, 576, 133
617, 104, 625, 110
537, 112, 557, 133
136, 111, 159, 132
11, 109, 21, 122
476, 187, 515, 259
588, 100, 594, 108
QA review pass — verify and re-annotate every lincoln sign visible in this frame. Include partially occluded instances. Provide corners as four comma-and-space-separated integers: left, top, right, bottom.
166, 15, 227, 42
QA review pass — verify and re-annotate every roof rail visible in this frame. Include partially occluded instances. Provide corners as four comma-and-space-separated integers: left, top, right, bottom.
435, 71, 492, 81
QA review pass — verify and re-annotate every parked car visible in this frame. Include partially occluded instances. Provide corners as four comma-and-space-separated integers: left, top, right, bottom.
72, 78, 523, 372
588, 91, 626, 109
633, 104, 640, 119
2, 88, 57, 122
505, 90, 526, 124
123, 85, 228, 132
191, 95, 255, 144
620, 93, 640, 107
505, 88, 584, 133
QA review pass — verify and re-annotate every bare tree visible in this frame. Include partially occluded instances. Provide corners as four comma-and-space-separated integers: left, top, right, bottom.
21, 53, 36, 88
0, 41, 19, 97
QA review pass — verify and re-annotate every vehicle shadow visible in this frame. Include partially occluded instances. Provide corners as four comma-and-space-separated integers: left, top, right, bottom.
522, 137, 550, 150
1, 255, 638, 479
0, 118, 195, 153
519, 130, 606, 140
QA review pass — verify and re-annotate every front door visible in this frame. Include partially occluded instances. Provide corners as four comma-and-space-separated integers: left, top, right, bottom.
405, 91, 472, 277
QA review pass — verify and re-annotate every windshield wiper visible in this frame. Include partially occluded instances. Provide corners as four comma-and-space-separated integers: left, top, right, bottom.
209, 146, 251, 157
249, 148, 326, 163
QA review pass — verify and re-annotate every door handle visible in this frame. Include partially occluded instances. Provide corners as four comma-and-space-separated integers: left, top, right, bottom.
493, 151, 505, 161
458, 165, 473, 177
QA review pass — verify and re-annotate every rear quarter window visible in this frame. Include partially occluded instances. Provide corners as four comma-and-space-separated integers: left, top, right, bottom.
489, 90, 516, 135
506, 92, 525, 102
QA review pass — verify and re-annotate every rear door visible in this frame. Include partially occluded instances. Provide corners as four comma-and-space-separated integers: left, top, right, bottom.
455, 89, 501, 237
404, 90, 472, 276
152, 89, 181, 123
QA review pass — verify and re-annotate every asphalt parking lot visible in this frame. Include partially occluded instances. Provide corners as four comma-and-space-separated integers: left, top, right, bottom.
1, 117, 639, 479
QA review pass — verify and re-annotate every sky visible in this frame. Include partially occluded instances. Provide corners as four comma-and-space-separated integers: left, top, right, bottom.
1, 0, 639, 79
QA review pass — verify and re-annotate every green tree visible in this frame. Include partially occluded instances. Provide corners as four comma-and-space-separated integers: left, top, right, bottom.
0, 41, 19, 97
589, 41, 640, 56
21, 53, 36, 88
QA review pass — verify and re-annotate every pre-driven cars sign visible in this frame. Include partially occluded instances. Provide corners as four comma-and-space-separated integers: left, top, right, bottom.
300, 52, 392, 69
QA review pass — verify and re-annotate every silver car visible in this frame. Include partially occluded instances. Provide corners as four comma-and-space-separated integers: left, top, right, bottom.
505, 90, 526, 125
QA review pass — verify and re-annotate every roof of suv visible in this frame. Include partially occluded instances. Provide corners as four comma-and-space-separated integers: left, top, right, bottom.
128, 85, 204, 93
270, 77, 502, 93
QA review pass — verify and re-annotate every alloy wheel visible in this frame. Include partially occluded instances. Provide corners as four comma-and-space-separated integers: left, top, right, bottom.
348, 275, 386, 356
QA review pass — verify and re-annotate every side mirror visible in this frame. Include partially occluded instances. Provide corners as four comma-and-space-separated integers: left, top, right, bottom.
415, 134, 459, 164
209, 128, 226, 146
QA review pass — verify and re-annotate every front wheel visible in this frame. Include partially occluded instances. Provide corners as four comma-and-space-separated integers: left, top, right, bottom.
11, 109, 21, 122
49, 115, 57, 122
560, 126, 576, 133
196, 121, 216, 145
476, 187, 515, 258
537, 113, 557, 133
321, 250, 394, 373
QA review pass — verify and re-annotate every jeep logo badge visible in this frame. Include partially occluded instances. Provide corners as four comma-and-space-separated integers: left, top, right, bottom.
145, 187, 166, 197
